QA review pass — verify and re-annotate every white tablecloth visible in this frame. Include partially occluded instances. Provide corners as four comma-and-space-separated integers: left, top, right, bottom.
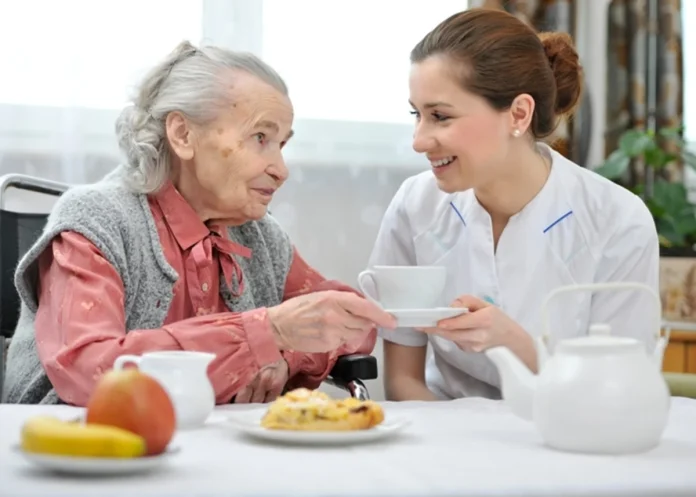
2, 397, 696, 497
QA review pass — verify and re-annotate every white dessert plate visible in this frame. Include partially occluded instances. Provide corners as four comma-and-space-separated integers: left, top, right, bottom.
14, 445, 179, 476
225, 410, 410, 446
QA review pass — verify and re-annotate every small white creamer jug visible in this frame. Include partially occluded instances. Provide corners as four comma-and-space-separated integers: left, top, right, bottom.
113, 351, 216, 430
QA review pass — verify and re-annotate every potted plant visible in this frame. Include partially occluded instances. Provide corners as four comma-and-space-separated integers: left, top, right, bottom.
594, 125, 696, 321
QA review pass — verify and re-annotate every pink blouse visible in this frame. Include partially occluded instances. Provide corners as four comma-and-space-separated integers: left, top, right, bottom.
33, 182, 375, 406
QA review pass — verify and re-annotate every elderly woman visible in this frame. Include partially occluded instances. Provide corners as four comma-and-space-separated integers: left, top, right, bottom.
3, 41, 396, 405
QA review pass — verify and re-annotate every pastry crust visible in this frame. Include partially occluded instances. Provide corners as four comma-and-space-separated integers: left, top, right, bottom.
260, 388, 385, 431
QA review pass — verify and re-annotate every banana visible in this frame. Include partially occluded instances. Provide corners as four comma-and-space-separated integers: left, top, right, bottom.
21, 416, 146, 458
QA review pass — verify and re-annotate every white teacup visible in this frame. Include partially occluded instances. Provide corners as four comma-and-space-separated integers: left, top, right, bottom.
113, 351, 216, 430
357, 265, 446, 309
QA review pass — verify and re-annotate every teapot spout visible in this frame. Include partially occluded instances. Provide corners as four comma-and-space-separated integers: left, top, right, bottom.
485, 346, 537, 421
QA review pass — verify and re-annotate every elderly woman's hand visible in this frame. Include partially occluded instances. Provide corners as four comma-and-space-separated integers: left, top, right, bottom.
235, 359, 289, 404
268, 290, 397, 353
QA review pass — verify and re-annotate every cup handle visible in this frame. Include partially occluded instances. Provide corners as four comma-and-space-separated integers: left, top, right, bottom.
113, 355, 142, 371
357, 269, 380, 306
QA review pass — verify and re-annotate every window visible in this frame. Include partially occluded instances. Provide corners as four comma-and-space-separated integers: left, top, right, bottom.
0, 0, 469, 172
0, 0, 203, 109
204, 0, 469, 168
0, 0, 204, 183
262, 0, 467, 125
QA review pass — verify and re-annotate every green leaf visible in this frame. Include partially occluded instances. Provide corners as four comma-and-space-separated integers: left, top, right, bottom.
643, 147, 674, 169
658, 126, 684, 141
619, 129, 655, 157
676, 214, 696, 234
657, 221, 687, 247
603, 124, 696, 248
658, 213, 693, 247
650, 179, 696, 247
594, 150, 630, 179
644, 197, 666, 219
652, 180, 689, 210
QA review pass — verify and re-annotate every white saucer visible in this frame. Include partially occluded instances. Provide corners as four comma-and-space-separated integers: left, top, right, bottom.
385, 307, 468, 327
14, 445, 179, 476
225, 411, 410, 446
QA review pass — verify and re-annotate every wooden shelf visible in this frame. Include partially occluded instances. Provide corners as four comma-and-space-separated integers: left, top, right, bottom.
662, 324, 696, 373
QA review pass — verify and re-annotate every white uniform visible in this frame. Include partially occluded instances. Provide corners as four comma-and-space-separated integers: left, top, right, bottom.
370, 144, 660, 400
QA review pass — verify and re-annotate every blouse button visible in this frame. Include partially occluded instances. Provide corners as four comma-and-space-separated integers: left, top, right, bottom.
202, 282, 209, 292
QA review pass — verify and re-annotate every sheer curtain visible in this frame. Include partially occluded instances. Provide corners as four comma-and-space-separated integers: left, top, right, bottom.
1, 0, 469, 400
0, 0, 204, 209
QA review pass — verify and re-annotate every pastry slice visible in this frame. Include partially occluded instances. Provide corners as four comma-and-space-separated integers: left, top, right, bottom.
260, 388, 385, 431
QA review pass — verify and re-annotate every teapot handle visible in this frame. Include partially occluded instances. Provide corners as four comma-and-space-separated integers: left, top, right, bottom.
541, 281, 664, 348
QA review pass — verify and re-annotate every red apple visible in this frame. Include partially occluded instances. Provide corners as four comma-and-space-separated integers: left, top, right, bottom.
86, 369, 176, 455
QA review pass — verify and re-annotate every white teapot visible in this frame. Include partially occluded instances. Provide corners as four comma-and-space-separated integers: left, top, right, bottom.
485, 281, 670, 455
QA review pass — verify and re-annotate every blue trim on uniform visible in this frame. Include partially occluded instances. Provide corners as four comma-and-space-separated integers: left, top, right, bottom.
543, 210, 573, 233
450, 201, 466, 227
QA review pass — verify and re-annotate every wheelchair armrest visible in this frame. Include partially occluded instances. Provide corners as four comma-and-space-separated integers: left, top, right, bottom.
328, 354, 378, 382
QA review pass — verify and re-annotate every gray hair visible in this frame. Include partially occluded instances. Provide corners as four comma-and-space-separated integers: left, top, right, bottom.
115, 40, 288, 193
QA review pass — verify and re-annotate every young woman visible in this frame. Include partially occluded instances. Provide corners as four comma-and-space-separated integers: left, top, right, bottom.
370, 9, 659, 401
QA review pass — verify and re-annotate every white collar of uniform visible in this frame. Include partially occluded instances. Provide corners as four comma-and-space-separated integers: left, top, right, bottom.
451, 142, 571, 231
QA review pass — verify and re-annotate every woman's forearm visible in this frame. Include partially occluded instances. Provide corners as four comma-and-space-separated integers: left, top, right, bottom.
385, 376, 439, 401
504, 325, 539, 373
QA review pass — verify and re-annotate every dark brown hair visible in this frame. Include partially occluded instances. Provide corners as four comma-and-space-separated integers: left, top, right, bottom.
411, 8, 583, 139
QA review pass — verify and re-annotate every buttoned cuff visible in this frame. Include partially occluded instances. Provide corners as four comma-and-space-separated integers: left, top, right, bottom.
281, 351, 303, 379
242, 308, 284, 368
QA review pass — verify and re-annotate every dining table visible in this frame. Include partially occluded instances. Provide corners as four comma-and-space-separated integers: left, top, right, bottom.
2, 396, 696, 497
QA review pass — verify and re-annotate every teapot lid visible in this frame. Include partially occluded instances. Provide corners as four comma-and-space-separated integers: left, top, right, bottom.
557, 323, 643, 353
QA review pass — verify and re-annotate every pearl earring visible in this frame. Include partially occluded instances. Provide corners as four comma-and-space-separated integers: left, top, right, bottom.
513, 129, 521, 137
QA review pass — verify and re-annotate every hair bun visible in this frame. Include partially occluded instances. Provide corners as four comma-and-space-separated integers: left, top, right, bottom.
538, 32, 583, 116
